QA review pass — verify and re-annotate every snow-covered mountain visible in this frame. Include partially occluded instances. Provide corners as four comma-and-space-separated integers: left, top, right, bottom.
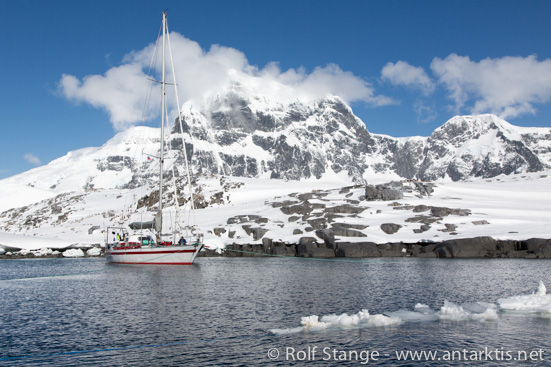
417, 114, 549, 181
1, 91, 550, 253
174, 91, 550, 183
4, 90, 550, 199
1, 91, 550, 211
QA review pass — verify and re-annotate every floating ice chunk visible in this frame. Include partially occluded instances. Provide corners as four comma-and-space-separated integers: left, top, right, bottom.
388, 309, 439, 322
301, 315, 328, 331
498, 281, 551, 313
414, 303, 430, 311
268, 327, 304, 335
319, 309, 372, 328
438, 300, 471, 320
536, 280, 547, 296
438, 301, 498, 322
472, 307, 499, 321
319, 313, 359, 328
357, 309, 371, 322
368, 314, 401, 326
270, 309, 400, 335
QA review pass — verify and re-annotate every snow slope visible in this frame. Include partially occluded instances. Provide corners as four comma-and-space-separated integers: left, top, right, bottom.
1, 171, 549, 251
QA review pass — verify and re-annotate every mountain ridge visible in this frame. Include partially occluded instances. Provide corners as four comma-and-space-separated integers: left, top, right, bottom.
173, 94, 550, 183
1, 94, 550, 212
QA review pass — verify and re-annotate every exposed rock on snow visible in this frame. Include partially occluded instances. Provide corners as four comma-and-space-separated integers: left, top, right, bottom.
380, 223, 402, 234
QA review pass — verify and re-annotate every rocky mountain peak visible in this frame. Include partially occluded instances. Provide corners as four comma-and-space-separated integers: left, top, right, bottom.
418, 114, 546, 181
2, 92, 549, 200
171, 90, 549, 183
432, 114, 520, 143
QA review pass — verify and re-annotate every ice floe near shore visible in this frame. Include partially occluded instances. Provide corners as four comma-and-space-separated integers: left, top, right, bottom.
270, 282, 547, 335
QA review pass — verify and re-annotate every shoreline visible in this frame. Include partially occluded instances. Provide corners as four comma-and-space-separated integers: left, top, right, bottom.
2, 237, 550, 260
202, 236, 551, 259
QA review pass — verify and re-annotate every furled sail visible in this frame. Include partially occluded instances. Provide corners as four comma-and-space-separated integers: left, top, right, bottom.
128, 220, 155, 230
128, 211, 162, 231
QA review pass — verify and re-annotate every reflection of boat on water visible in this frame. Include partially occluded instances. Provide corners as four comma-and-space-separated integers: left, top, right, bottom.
105, 12, 203, 265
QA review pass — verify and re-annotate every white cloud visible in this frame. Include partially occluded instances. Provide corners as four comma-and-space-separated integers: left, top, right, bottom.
59, 32, 392, 130
431, 54, 551, 119
59, 63, 153, 131
381, 60, 435, 95
23, 153, 41, 165
256, 62, 395, 107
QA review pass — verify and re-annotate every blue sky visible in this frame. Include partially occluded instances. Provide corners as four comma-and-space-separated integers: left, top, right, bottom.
1, 0, 551, 180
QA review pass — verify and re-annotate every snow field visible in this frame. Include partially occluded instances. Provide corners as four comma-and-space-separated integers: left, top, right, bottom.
0, 171, 549, 252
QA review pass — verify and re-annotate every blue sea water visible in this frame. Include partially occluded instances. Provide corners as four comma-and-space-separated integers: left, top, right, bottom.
1, 257, 550, 366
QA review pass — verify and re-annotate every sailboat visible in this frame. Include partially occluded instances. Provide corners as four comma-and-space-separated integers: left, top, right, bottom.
105, 11, 204, 265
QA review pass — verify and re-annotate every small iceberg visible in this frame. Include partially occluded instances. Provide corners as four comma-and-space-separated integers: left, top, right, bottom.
498, 280, 551, 314
270, 309, 401, 335
438, 301, 499, 322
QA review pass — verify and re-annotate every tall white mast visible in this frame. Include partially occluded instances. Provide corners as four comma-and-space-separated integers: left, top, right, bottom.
157, 11, 167, 240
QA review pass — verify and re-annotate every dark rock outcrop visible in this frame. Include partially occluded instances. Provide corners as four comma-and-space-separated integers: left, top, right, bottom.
380, 223, 402, 234
200, 237, 551, 259
365, 182, 404, 201
296, 237, 335, 258
336, 242, 381, 257
434, 237, 497, 258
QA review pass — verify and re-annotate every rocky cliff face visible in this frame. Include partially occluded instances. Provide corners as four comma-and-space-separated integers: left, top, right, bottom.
171, 91, 380, 182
